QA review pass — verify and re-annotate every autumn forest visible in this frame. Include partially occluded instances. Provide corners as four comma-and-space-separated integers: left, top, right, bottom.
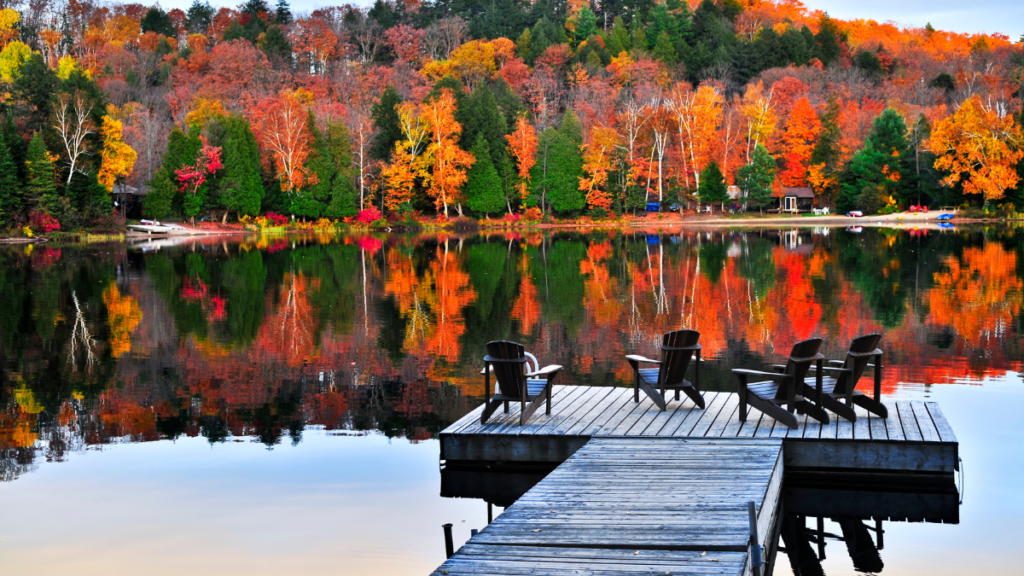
0, 0, 1020, 232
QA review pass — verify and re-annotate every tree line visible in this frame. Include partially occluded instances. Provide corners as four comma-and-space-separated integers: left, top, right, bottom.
0, 0, 1022, 230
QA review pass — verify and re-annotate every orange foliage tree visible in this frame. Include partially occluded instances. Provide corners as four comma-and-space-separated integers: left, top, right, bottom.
382, 102, 429, 211
253, 89, 315, 193
929, 95, 1024, 204
420, 89, 475, 217
778, 96, 821, 188
505, 115, 538, 201
667, 83, 723, 190
579, 125, 618, 211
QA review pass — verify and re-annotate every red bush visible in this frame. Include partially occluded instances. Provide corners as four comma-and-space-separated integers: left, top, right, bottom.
28, 211, 61, 233
264, 212, 289, 226
356, 207, 382, 224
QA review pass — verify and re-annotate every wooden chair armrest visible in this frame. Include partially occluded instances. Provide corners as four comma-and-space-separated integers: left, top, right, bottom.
790, 353, 826, 363
808, 365, 851, 373
828, 359, 846, 366
625, 354, 661, 365
731, 368, 793, 380
771, 364, 787, 373
525, 364, 562, 378
483, 355, 528, 364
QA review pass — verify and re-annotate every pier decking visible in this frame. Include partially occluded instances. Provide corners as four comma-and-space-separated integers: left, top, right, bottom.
441, 387, 958, 474
433, 438, 783, 576
435, 386, 959, 575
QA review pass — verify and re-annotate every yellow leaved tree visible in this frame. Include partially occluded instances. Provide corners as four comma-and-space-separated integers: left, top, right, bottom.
929, 95, 1024, 205
97, 109, 138, 192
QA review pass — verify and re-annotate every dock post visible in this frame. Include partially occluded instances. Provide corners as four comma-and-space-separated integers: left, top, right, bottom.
748, 501, 762, 576
442, 523, 454, 558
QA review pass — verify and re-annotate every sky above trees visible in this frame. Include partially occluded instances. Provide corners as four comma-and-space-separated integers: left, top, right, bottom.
800, 0, 1024, 37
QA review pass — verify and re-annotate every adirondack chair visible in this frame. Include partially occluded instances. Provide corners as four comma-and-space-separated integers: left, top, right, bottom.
625, 329, 705, 411
800, 333, 887, 421
480, 341, 563, 426
733, 338, 829, 429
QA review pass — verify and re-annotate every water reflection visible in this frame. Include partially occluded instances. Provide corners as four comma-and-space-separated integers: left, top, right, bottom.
2, 226, 1022, 480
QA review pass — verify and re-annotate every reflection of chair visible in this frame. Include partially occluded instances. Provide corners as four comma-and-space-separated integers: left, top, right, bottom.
480, 341, 562, 426
733, 338, 829, 429
802, 334, 887, 422
780, 516, 825, 576
625, 330, 704, 411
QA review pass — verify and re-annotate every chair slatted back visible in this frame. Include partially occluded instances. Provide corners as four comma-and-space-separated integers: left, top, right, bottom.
774, 338, 823, 401
832, 333, 882, 395
658, 329, 700, 387
486, 340, 528, 398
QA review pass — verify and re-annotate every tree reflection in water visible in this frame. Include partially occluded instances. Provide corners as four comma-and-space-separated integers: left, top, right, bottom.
2, 227, 1022, 481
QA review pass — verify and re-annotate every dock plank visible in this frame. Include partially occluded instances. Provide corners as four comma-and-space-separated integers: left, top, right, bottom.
926, 402, 958, 443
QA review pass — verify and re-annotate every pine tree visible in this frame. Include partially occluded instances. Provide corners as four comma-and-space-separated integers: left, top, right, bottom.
533, 111, 584, 215
292, 113, 331, 219
698, 160, 728, 210
466, 136, 504, 216
737, 144, 776, 213
162, 127, 202, 217
605, 17, 630, 55
275, 0, 292, 24
652, 31, 677, 64
322, 120, 359, 219
0, 129, 22, 223
144, 167, 176, 220
371, 85, 403, 161
220, 114, 264, 218
839, 108, 914, 212
23, 133, 57, 215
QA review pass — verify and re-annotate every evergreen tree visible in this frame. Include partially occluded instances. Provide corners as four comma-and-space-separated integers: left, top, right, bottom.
697, 160, 728, 209
0, 130, 22, 223
260, 25, 292, 63
466, 136, 504, 216
185, 0, 215, 33
652, 31, 677, 64
275, 0, 292, 24
572, 6, 598, 44
161, 127, 203, 217
144, 167, 176, 220
371, 85, 403, 161
292, 113, 332, 219
810, 97, 842, 205
24, 133, 58, 215
304, 116, 359, 219
839, 108, 915, 212
737, 144, 776, 213
533, 111, 584, 215
606, 16, 630, 55
141, 8, 177, 37
220, 114, 264, 218
13, 54, 58, 135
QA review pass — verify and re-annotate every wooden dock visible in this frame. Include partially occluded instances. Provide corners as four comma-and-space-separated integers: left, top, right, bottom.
440, 387, 958, 474
433, 438, 784, 576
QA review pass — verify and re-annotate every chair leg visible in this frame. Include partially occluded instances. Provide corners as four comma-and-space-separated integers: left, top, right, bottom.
481, 398, 503, 424
680, 384, 705, 409
545, 382, 552, 415
819, 393, 857, 422
851, 393, 889, 418
637, 377, 667, 411
747, 394, 799, 429
797, 399, 830, 426
737, 377, 747, 422
633, 371, 640, 403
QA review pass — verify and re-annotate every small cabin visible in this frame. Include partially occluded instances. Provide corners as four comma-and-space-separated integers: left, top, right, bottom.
779, 187, 815, 213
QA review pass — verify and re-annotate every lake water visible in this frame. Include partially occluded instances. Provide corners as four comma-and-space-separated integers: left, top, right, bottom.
1, 226, 1021, 575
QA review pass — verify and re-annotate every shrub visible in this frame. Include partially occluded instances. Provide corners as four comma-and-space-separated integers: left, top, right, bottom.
28, 211, 61, 233
587, 207, 609, 220
356, 207, 382, 225
524, 207, 543, 222
265, 212, 289, 226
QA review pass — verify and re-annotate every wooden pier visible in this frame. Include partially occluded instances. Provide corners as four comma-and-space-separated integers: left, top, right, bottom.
433, 438, 783, 576
441, 387, 958, 474
433, 386, 959, 575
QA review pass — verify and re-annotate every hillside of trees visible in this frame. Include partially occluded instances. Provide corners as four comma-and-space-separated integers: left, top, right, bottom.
0, 0, 1021, 230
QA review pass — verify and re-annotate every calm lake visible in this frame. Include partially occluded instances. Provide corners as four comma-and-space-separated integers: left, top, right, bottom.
1, 226, 1022, 575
